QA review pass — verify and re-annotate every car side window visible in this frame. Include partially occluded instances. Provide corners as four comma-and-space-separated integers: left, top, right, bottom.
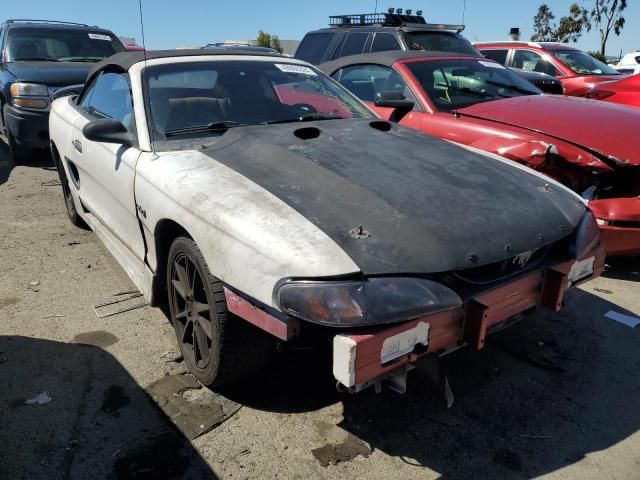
81, 72, 133, 129
337, 33, 369, 58
371, 33, 401, 53
482, 49, 509, 65
513, 50, 559, 76
336, 64, 418, 108
295, 33, 334, 64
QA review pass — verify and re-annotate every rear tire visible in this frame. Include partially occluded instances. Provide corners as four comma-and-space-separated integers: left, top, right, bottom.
167, 236, 272, 387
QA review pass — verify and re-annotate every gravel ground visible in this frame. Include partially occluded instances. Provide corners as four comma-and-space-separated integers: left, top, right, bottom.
1, 144, 639, 480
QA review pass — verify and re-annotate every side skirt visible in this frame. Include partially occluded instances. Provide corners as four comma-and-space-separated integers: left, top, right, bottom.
82, 211, 154, 302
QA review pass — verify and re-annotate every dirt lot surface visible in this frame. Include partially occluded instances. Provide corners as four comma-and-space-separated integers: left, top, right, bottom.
1, 144, 640, 480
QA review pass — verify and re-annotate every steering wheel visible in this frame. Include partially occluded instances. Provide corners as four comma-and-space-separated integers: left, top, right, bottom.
291, 103, 319, 115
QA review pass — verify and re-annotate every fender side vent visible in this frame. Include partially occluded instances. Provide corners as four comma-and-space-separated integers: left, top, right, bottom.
294, 127, 320, 140
370, 121, 391, 132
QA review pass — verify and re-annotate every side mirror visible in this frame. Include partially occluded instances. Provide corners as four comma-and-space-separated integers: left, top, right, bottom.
82, 118, 133, 146
374, 91, 414, 122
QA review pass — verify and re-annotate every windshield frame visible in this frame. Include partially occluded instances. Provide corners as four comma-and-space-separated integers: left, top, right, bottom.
551, 49, 620, 76
141, 58, 375, 143
401, 57, 542, 113
5, 26, 124, 63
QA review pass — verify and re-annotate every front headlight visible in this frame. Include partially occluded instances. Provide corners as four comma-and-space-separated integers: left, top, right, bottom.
276, 277, 462, 327
10, 82, 49, 97
569, 209, 600, 259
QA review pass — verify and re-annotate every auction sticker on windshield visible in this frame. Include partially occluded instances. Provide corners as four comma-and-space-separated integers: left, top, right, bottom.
89, 33, 112, 41
275, 64, 317, 76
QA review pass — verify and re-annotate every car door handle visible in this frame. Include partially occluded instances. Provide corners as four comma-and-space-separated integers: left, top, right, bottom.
72, 140, 82, 153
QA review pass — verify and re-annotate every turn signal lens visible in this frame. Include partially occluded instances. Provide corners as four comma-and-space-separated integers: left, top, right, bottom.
13, 98, 49, 109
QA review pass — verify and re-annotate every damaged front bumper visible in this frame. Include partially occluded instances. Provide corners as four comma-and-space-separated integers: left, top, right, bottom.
332, 247, 605, 393
590, 198, 640, 257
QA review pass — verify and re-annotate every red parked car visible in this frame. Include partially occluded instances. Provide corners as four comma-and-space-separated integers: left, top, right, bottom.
585, 73, 640, 108
320, 51, 640, 256
474, 41, 622, 96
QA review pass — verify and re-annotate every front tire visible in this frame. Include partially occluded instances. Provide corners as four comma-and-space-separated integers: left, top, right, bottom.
55, 156, 87, 229
167, 237, 272, 387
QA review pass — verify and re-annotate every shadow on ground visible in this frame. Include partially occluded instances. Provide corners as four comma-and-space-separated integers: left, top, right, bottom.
0, 336, 216, 480
225, 288, 640, 479
603, 256, 640, 282
0, 141, 54, 186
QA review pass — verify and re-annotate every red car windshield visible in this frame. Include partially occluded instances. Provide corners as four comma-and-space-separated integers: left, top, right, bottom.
406, 59, 541, 111
552, 50, 620, 76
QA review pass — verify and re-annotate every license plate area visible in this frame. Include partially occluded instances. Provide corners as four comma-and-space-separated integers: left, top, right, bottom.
568, 256, 595, 285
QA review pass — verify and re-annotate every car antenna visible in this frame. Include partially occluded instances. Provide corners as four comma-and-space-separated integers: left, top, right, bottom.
138, 0, 156, 156
452, 0, 467, 119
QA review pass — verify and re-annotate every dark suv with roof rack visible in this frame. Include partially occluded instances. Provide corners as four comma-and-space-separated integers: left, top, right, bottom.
294, 9, 481, 65
0, 19, 124, 161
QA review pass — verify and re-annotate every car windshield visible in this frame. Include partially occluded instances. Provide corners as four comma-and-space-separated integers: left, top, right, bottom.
552, 49, 620, 76
145, 60, 373, 140
406, 59, 542, 111
404, 31, 480, 56
7, 27, 123, 62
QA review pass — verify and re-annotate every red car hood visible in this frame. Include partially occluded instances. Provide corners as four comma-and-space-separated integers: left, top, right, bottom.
457, 95, 640, 166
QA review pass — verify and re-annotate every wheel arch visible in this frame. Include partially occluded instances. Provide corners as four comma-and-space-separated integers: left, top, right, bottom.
150, 218, 194, 306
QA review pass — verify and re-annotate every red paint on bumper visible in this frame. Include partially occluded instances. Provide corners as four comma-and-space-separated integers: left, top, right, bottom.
224, 287, 300, 341
336, 246, 605, 388
590, 198, 640, 256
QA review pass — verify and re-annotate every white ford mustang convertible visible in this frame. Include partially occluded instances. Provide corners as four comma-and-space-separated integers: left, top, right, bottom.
49, 50, 604, 392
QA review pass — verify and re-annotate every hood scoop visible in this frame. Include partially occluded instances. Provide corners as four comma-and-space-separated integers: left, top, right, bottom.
294, 127, 321, 140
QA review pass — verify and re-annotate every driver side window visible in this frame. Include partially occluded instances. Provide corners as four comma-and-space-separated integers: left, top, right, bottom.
513, 50, 559, 77
333, 64, 419, 108
79, 72, 134, 129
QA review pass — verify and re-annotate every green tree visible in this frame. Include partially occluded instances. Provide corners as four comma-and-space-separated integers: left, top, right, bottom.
532, 3, 590, 43
256, 30, 283, 53
589, 0, 627, 56
532, 4, 556, 41
555, 3, 591, 43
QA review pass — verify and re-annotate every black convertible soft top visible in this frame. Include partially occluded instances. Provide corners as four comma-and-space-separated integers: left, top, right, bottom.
88, 48, 282, 78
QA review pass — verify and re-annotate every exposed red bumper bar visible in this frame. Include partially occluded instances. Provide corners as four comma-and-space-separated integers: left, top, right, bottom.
333, 246, 605, 390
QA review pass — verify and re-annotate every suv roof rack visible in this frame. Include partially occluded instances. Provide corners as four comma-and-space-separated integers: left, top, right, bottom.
329, 12, 465, 32
5, 19, 91, 27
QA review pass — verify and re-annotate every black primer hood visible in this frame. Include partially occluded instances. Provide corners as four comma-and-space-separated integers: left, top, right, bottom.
204, 119, 586, 275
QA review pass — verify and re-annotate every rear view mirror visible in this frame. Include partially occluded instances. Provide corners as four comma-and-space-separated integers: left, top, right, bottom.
82, 118, 133, 146
374, 91, 414, 122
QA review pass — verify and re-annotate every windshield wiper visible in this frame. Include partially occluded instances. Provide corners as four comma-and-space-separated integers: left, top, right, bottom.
164, 121, 244, 137
447, 86, 498, 99
484, 80, 536, 95
58, 57, 104, 63
266, 114, 343, 125
13, 57, 58, 62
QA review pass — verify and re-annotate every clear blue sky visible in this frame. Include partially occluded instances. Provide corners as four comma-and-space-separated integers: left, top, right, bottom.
3, 0, 638, 56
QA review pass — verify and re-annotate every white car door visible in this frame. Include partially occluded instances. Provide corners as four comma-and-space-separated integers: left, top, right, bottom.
73, 71, 145, 262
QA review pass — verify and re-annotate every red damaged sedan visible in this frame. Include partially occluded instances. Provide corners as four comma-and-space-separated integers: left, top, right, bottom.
585, 73, 640, 109
320, 51, 640, 256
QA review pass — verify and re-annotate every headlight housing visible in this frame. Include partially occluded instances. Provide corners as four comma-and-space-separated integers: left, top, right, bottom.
569, 209, 600, 259
10, 82, 50, 109
10, 82, 49, 97
276, 277, 462, 327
